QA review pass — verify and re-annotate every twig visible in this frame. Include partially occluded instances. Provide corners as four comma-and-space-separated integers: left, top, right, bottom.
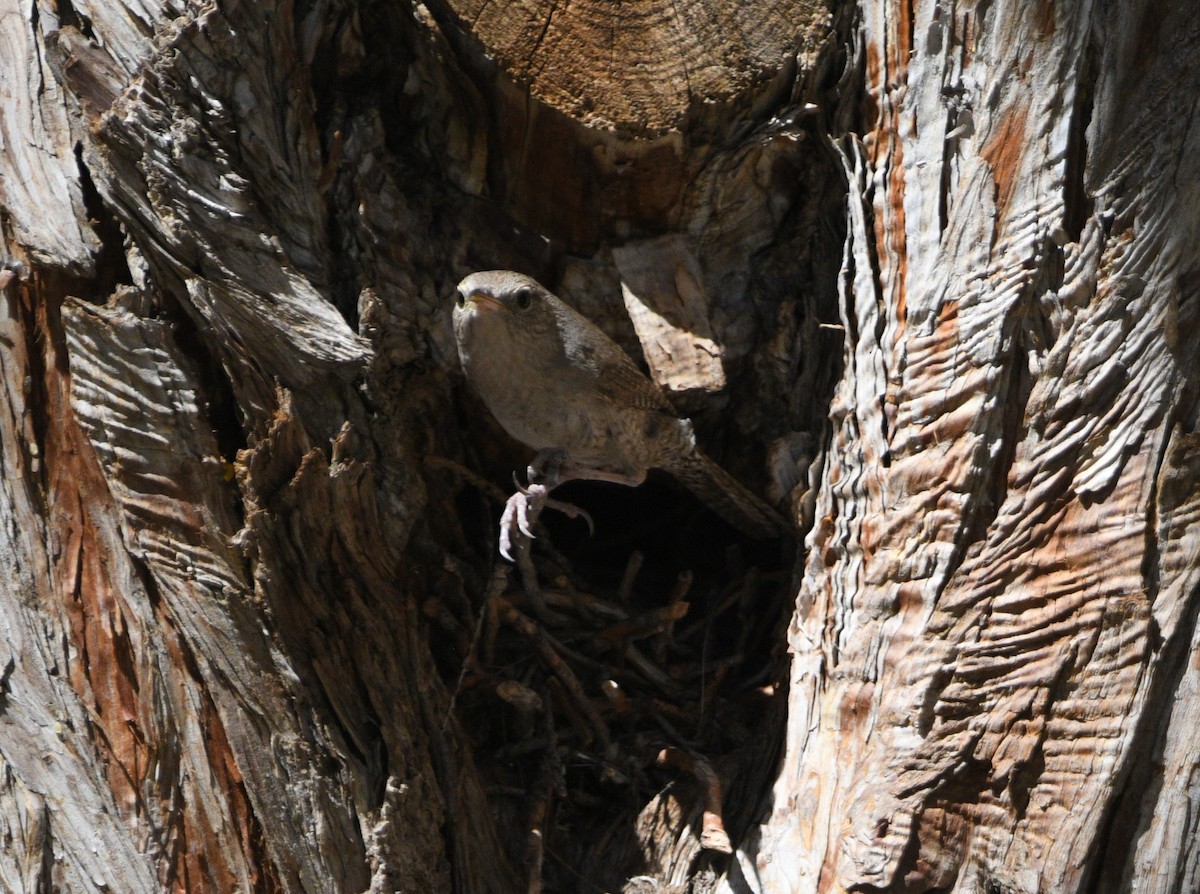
652, 569, 693, 661
617, 550, 644, 604
668, 652, 745, 682
442, 562, 510, 733
654, 748, 732, 854
424, 454, 510, 504
597, 602, 690, 647
525, 697, 563, 894
440, 554, 483, 630
600, 679, 632, 716
497, 679, 543, 739
546, 677, 592, 747
483, 590, 500, 666
533, 539, 589, 595
516, 534, 564, 625
537, 588, 628, 623
422, 596, 471, 657
622, 646, 689, 699
677, 567, 757, 644
494, 596, 611, 750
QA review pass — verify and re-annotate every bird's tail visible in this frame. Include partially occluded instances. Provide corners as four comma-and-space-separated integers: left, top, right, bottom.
664, 447, 788, 539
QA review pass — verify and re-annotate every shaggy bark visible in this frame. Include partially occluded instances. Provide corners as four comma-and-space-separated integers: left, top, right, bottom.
0, 0, 1196, 892
748, 3, 1200, 893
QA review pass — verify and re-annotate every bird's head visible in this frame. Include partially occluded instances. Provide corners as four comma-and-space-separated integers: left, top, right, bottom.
453, 270, 558, 350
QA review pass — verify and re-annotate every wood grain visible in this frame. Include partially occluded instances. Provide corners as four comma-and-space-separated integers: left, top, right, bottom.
440, 0, 825, 135
751, 2, 1200, 891
4, 0, 1197, 889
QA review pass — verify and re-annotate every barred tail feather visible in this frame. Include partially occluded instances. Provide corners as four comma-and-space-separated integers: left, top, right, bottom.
665, 449, 788, 538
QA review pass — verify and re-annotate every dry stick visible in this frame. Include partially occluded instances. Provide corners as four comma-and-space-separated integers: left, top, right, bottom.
655, 747, 732, 854
651, 698, 701, 729
510, 487, 579, 627
697, 569, 757, 723
483, 589, 500, 667
533, 537, 588, 595
651, 711, 691, 752
422, 597, 471, 657
494, 595, 611, 751
599, 679, 632, 716
545, 677, 592, 747
677, 567, 757, 644
548, 571, 624, 625
668, 652, 746, 682
616, 550, 645, 604
537, 587, 628, 622
515, 531, 560, 624
652, 569, 693, 662
496, 679, 543, 740
442, 562, 510, 733
525, 761, 550, 894
424, 455, 511, 504
544, 632, 611, 676
597, 601, 690, 647
623, 645, 689, 699
526, 790, 548, 894
525, 694, 565, 894
699, 665, 731, 719
698, 567, 766, 720
439, 554, 480, 631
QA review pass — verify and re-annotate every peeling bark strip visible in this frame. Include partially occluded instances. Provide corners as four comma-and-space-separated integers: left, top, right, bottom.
0, 9, 97, 272
3, 0, 504, 890
0, 273, 161, 894
753, 1, 1200, 892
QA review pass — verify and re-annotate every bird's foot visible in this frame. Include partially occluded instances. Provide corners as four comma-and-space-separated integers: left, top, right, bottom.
500, 482, 548, 559
541, 496, 594, 536
498, 479, 594, 562
527, 448, 567, 488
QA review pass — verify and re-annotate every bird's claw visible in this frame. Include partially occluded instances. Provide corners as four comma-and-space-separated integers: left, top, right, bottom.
498, 480, 593, 561
499, 484, 547, 561
544, 498, 594, 536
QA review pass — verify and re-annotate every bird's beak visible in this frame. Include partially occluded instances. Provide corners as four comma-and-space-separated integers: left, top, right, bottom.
466, 290, 506, 312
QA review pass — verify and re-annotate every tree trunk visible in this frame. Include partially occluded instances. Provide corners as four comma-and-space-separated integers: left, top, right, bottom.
747, 3, 1200, 892
1, 1, 1196, 893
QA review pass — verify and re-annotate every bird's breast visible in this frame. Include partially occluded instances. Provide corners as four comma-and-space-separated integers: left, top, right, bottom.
459, 333, 586, 452
456, 307, 666, 475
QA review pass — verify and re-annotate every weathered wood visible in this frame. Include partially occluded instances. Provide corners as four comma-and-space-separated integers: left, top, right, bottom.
747, 2, 1200, 892
614, 235, 728, 403
3, 1, 513, 890
3, 0, 1199, 891
435, 0, 826, 135
0, 274, 160, 894
0, 8, 96, 273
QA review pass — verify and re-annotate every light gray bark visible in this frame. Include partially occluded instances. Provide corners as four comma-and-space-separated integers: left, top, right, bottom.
746, 2, 1200, 892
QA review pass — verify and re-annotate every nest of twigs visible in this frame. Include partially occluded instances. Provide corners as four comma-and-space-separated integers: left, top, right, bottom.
427, 459, 794, 893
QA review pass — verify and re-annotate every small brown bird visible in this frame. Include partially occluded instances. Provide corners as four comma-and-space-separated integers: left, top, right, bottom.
453, 270, 786, 558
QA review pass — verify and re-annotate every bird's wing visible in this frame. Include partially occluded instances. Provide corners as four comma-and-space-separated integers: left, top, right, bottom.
557, 307, 673, 412
595, 350, 674, 411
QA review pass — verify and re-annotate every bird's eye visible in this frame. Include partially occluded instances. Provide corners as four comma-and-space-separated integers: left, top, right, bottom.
455, 288, 466, 308
515, 288, 532, 310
